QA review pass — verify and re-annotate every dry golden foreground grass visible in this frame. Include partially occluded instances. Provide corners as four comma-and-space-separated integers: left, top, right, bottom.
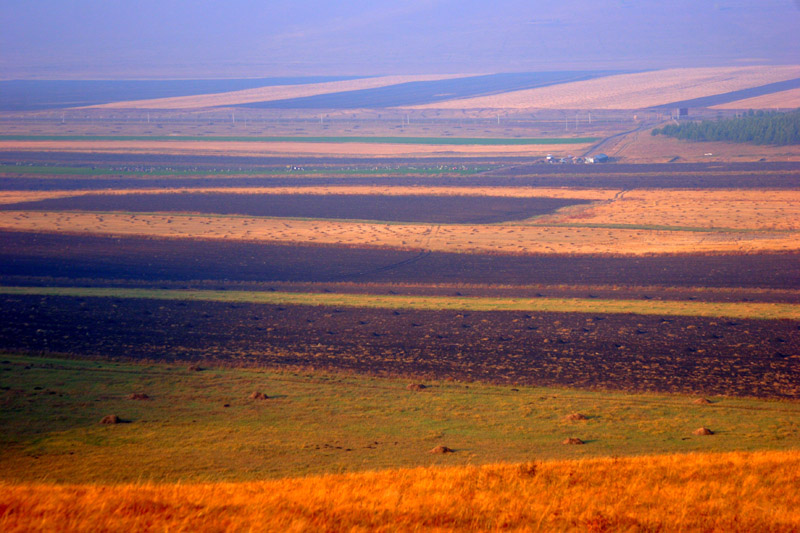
89, 74, 471, 109
2, 210, 799, 255
712, 87, 800, 110
408, 66, 800, 110
0, 186, 619, 205
2, 451, 798, 532
540, 189, 800, 230
0, 139, 591, 158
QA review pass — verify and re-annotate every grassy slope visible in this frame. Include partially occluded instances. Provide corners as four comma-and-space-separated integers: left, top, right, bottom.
1, 286, 798, 320
3, 451, 799, 531
1, 354, 798, 484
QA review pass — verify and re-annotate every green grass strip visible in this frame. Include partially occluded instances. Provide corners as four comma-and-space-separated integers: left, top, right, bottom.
2, 286, 798, 320
0, 135, 598, 145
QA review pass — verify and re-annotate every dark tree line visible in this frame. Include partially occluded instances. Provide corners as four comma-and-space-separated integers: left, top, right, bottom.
651, 109, 800, 146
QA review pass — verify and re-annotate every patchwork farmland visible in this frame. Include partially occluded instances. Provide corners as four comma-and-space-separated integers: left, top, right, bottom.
1, 67, 799, 530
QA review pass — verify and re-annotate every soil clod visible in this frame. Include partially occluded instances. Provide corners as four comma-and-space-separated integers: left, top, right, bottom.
429, 445, 455, 454
100, 415, 122, 425
562, 437, 585, 445
693, 427, 714, 435
128, 393, 150, 400
250, 391, 269, 400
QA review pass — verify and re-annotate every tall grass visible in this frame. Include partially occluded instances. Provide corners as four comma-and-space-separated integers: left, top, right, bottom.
2, 451, 798, 532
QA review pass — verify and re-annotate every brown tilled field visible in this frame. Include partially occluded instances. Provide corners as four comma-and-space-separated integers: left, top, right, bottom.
2, 293, 798, 397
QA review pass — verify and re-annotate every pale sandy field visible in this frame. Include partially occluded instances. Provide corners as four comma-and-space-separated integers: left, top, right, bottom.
90, 74, 472, 110
2, 210, 797, 256
606, 128, 800, 163
0, 139, 592, 158
711, 87, 800, 109
406, 66, 800, 110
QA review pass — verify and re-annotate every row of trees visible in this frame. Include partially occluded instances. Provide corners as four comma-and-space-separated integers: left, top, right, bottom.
651, 109, 800, 146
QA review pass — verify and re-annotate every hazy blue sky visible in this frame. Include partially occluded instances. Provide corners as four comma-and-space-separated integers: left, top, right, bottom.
2, 0, 798, 79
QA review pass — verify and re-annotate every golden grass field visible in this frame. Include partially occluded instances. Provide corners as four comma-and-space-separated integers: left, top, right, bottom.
3, 209, 800, 255
712, 87, 800, 110
3, 451, 798, 532
407, 66, 800, 110
2, 185, 798, 255
89, 74, 471, 109
0, 139, 593, 158
538, 189, 800, 230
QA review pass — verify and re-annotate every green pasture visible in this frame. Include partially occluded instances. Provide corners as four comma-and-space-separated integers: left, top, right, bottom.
1, 354, 797, 484
0, 286, 798, 320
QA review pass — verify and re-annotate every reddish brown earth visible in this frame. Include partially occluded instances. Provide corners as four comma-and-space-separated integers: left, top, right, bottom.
1, 295, 797, 398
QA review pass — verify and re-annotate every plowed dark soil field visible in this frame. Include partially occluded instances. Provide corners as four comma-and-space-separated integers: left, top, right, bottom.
0, 194, 590, 224
2, 294, 798, 398
2, 232, 799, 289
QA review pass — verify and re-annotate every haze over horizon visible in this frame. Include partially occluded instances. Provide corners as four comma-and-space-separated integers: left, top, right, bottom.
2, 0, 799, 79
